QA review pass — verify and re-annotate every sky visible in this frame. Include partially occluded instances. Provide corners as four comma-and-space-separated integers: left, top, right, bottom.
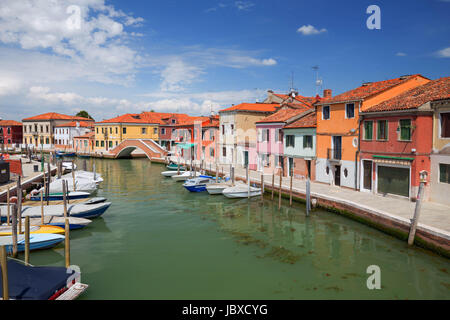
0, 0, 449, 122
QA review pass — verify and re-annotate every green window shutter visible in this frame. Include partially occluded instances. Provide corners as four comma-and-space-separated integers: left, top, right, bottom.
364, 121, 373, 140
400, 119, 411, 140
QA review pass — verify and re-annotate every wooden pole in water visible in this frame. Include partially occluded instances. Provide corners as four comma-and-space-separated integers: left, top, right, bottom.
46, 162, 51, 205
231, 166, 235, 185
17, 177, 22, 234
11, 204, 17, 258
408, 174, 426, 246
271, 172, 275, 200
65, 180, 70, 205
72, 160, 76, 191
40, 190, 44, 225
260, 173, 264, 201
247, 166, 250, 199
306, 177, 311, 217
289, 173, 293, 207
65, 218, 70, 268
1, 246, 9, 300
6, 187, 10, 226
24, 216, 30, 265
278, 170, 282, 210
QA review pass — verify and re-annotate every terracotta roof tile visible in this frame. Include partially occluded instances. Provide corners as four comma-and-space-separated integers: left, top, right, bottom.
365, 77, 450, 113
0, 120, 22, 126
284, 112, 317, 129
219, 103, 279, 113
23, 112, 92, 122
316, 74, 426, 105
55, 121, 94, 128
256, 105, 311, 124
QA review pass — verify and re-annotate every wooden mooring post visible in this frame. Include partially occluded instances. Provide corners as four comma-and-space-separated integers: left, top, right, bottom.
11, 204, 18, 258
6, 187, 10, 226
260, 173, 264, 201
247, 166, 250, 199
17, 177, 22, 234
46, 161, 51, 205
306, 178, 311, 216
62, 180, 70, 268
278, 170, 282, 210
24, 216, 30, 265
271, 172, 275, 200
40, 190, 44, 225
289, 173, 293, 207
408, 171, 427, 246
72, 160, 76, 191
1, 245, 9, 300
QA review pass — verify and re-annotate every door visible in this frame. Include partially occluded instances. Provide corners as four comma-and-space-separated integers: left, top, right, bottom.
332, 136, 342, 160
377, 165, 410, 197
363, 160, 372, 191
334, 165, 341, 186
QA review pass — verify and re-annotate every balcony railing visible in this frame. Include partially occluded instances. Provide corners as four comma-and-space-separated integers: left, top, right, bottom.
327, 148, 342, 161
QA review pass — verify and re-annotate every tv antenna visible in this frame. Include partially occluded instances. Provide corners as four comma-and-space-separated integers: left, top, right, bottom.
289, 71, 297, 94
312, 65, 323, 95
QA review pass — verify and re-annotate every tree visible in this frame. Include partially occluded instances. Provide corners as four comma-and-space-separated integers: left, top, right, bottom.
76, 110, 94, 120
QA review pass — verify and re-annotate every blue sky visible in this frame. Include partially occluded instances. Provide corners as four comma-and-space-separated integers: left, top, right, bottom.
0, 0, 449, 122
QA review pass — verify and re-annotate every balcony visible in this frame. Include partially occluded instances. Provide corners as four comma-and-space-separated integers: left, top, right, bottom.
327, 148, 342, 161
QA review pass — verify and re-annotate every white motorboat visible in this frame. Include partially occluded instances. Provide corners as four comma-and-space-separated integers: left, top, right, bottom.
182, 177, 215, 192
222, 184, 262, 198
62, 171, 103, 184
161, 170, 185, 177
62, 161, 77, 171
206, 182, 233, 195
171, 171, 201, 181
42, 177, 98, 193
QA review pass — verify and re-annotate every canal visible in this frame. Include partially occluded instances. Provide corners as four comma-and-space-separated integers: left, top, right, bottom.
26, 158, 449, 299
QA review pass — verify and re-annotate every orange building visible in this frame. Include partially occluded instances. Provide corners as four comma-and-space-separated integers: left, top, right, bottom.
314, 74, 430, 189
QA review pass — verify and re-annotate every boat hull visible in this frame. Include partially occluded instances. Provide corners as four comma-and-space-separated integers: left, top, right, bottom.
206, 186, 228, 194
161, 170, 185, 177
30, 192, 90, 201
3, 234, 65, 254
183, 184, 207, 192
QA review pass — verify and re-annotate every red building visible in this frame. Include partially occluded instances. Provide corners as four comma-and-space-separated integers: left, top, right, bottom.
0, 120, 23, 147
359, 78, 448, 201
155, 113, 190, 151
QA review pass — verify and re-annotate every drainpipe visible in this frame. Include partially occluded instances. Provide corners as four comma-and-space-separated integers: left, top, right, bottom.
355, 102, 362, 191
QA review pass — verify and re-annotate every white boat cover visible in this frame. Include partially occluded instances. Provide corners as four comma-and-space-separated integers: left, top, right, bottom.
0, 202, 110, 218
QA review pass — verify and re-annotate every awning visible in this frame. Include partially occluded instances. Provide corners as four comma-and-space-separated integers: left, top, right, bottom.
372, 155, 413, 166
176, 143, 196, 149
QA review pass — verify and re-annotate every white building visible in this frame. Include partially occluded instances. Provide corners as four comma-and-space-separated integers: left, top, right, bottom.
54, 121, 93, 149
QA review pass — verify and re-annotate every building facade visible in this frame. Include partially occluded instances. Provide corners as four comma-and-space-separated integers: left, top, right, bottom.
0, 120, 22, 147
22, 112, 93, 149
54, 121, 94, 149
315, 75, 430, 189
74, 132, 95, 153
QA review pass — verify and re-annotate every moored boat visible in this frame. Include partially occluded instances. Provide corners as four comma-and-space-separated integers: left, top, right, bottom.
30, 191, 91, 201
206, 182, 233, 195
171, 171, 201, 181
0, 234, 65, 254
166, 163, 185, 171
222, 185, 262, 198
27, 216, 92, 230
0, 224, 65, 236
182, 177, 215, 192
161, 170, 185, 177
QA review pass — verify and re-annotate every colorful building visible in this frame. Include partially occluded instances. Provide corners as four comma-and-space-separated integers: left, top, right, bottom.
157, 113, 191, 151
0, 120, 22, 147
314, 74, 430, 189
283, 111, 317, 180
255, 103, 312, 175
218, 103, 279, 170
54, 121, 94, 149
74, 131, 95, 153
22, 113, 93, 149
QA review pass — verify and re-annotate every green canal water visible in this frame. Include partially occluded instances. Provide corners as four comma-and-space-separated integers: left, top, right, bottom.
25, 158, 449, 299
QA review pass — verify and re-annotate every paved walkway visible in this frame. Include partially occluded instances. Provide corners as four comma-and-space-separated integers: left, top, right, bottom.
173, 159, 450, 240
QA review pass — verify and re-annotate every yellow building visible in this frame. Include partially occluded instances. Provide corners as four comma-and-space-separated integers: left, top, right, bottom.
94, 113, 163, 151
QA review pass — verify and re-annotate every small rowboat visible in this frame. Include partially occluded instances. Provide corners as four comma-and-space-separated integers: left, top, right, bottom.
166, 163, 185, 171
27, 217, 92, 230
161, 170, 185, 177
0, 225, 65, 236
0, 234, 65, 254
30, 191, 91, 201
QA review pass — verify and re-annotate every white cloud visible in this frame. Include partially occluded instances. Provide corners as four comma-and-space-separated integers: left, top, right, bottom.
235, 1, 255, 11
296, 24, 327, 36
436, 47, 450, 58
396, 52, 407, 56
160, 60, 204, 92
0, 0, 144, 85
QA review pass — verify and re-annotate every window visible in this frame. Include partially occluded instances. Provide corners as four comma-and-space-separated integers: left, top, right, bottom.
230, 124, 234, 134
101, 141, 104, 147
222, 125, 225, 135
45, 138, 49, 144
115, 141, 118, 146
323, 106, 330, 120
40, 125, 43, 132
286, 135, 295, 148
123, 127, 127, 134
172, 119, 176, 124
115, 127, 118, 134
24, 126, 26, 133
110, 127, 112, 134
161, 128, 166, 135
440, 112, 450, 138
275, 129, 282, 142
222, 147, 226, 157
265, 129, 270, 142
96, 128, 99, 134
46, 125, 49, 133
7, 127, 10, 134
96, 140, 99, 147
141, 128, 147, 134
24, 138, 27, 144
154, 128, 157, 134
346, 103, 355, 119
440, 164, 450, 184
210, 148, 214, 157
109, 141, 112, 148
7, 139, 11, 144
101, 127, 104, 133
364, 121, 373, 140
399, 119, 412, 141
377, 120, 388, 140
303, 135, 313, 148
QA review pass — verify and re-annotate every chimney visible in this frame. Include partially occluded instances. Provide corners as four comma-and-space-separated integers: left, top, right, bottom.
323, 89, 332, 98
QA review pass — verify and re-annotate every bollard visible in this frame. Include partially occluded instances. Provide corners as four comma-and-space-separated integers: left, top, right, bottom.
1, 246, 9, 300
